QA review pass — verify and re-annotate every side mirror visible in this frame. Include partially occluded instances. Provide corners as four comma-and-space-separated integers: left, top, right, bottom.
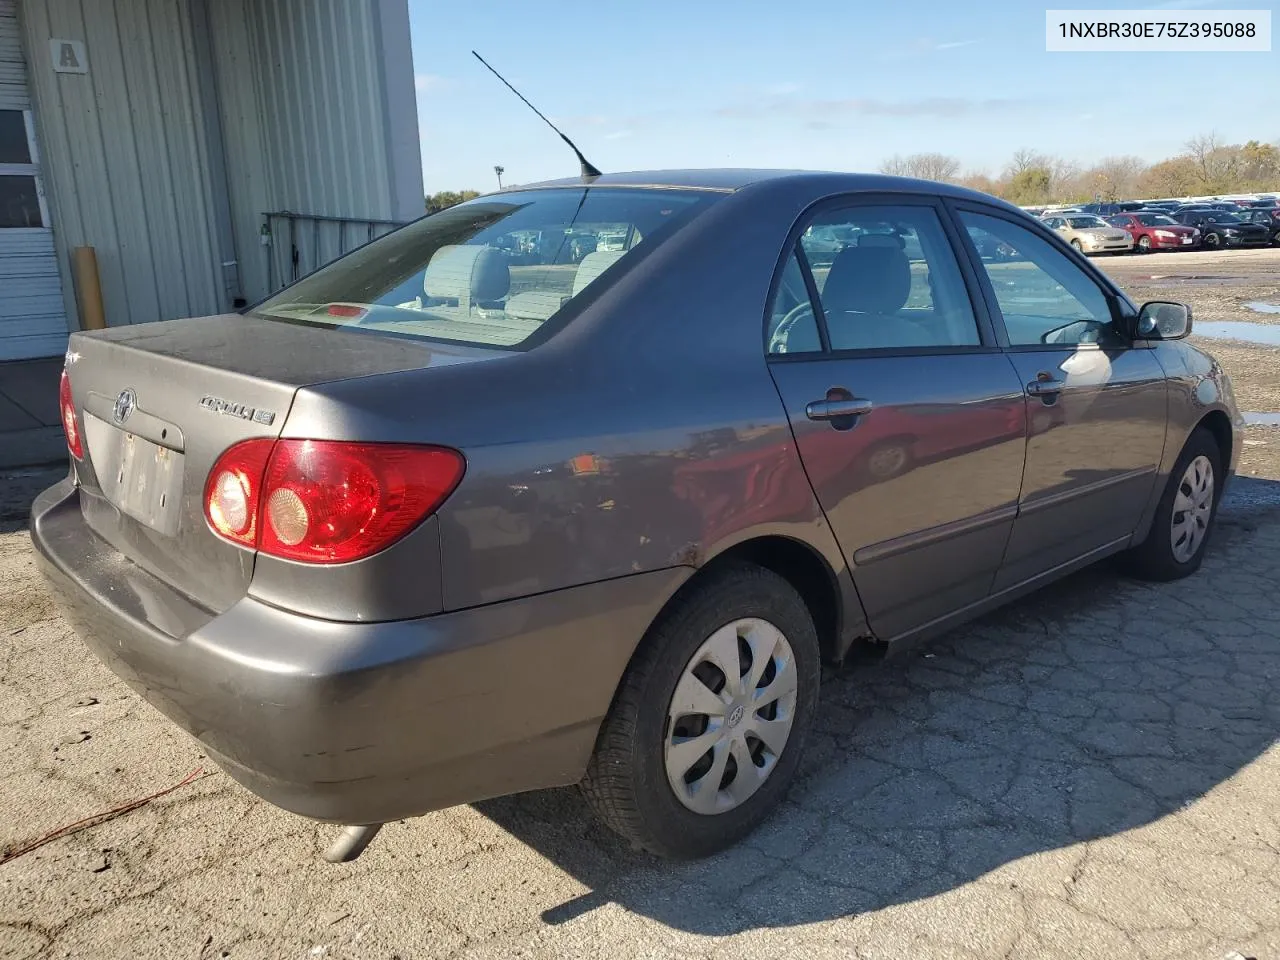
1136, 301, 1192, 340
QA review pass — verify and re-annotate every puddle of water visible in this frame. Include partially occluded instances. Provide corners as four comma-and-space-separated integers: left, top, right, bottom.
1244, 412, 1280, 427
1244, 301, 1280, 315
1192, 320, 1280, 347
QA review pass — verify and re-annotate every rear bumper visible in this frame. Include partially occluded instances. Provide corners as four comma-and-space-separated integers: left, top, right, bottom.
31, 479, 686, 824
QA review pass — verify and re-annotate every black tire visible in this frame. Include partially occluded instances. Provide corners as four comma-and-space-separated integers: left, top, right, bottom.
1070, 238, 1083, 253
1137, 235, 1151, 253
1204, 232, 1221, 249
1124, 427, 1223, 582
580, 564, 820, 859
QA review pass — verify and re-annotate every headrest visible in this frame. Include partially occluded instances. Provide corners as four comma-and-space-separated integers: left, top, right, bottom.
822, 245, 911, 315
572, 250, 627, 297
423, 245, 510, 307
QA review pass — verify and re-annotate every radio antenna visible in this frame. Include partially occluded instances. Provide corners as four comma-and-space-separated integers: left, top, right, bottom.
471, 51, 602, 181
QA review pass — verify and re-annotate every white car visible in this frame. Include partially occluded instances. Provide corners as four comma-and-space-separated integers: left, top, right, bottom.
1041, 214, 1134, 255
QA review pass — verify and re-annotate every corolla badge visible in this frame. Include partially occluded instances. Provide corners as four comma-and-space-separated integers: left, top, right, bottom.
199, 395, 276, 425
113, 388, 137, 425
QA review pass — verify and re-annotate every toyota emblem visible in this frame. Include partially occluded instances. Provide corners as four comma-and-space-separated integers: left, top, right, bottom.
113, 388, 137, 425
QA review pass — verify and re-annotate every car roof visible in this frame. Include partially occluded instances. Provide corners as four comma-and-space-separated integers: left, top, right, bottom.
499, 169, 1019, 206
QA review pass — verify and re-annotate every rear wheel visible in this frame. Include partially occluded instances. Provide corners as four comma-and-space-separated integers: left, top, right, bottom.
1125, 427, 1222, 581
581, 565, 820, 859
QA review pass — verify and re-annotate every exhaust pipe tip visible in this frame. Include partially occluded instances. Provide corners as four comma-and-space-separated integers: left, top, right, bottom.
323, 824, 383, 863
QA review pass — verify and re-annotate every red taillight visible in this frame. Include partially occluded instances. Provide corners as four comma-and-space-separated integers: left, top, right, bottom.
204, 438, 275, 546
59, 371, 83, 460
204, 439, 465, 564
324, 304, 366, 319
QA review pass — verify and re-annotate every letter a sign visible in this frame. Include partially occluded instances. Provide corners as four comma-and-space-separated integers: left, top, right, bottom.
50, 39, 89, 74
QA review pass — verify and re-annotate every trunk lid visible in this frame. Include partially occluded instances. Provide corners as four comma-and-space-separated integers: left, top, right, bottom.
64, 313, 496, 612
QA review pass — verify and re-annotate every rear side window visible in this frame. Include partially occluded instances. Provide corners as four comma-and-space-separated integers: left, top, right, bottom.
252, 188, 722, 349
789, 204, 979, 352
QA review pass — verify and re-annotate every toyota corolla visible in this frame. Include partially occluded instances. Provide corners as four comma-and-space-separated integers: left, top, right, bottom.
33, 170, 1242, 861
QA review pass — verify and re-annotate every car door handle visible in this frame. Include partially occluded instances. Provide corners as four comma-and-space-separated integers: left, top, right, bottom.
1026, 378, 1064, 397
805, 398, 874, 421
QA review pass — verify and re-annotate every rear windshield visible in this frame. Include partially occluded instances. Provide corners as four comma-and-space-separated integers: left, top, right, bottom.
251, 187, 722, 349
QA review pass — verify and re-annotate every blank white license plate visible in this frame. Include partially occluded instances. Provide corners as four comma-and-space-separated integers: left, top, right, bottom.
1182, 237, 1193, 244
83, 413, 185, 536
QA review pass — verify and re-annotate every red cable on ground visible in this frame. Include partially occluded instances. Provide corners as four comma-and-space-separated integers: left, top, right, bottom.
0, 766, 207, 866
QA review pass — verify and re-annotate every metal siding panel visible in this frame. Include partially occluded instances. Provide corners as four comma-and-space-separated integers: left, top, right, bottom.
0, 0, 28, 109
173, 0, 226, 314
206, 0, 271, 303
80, 0, 162, 324
41, 0, 129, 326
13, 0, 81, 335
147, 0, 219, 318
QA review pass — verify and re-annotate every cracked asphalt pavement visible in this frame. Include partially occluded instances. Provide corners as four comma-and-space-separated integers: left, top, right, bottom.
3, 461, 1279, 960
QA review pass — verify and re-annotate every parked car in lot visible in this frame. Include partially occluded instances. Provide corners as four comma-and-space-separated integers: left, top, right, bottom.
1172, 209, 1272, 248
1041, 214, 1134, 255
1078, 200, 1145, 216
1105, 211, 1200, 252
34, 170, 1241, 861
1236, 206, 1280, 245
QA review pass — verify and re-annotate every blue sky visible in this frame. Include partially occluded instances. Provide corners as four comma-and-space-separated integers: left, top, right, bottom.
407, 0, 1278, 193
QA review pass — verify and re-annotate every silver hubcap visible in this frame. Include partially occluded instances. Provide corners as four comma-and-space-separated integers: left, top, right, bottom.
664, 618, 798, 815
1171, 454, 1214, 563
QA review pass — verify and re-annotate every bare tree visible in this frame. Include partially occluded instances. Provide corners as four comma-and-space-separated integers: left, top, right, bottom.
1185, 132, 1222, 183
1005, 148, 1051, 179
879, 152, 962, 183
879, 155, 912, 177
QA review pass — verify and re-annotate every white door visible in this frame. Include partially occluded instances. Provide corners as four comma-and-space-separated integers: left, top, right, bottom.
1, 0, 69, 361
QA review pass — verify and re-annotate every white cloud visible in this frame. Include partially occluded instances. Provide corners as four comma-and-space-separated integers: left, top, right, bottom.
415, 74, 451, 94
934, 40, 978, 50
603, 130, 633, 141
765, 82, 802, 96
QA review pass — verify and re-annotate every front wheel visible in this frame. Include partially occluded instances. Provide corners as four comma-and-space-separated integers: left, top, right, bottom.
1124, 427, 1222, 581
581, 564, 820, 859
1070, 238, 1084, 253
1137, 235, 1152, 253
1204, 232, 1222, 249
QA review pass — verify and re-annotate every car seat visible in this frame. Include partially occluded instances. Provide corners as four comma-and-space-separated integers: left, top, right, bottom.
422, 244, 510, 313
819, 244, 928, 350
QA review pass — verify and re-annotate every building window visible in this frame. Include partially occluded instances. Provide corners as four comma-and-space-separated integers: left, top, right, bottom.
0, 111, 45, 228
0, 175, 43, 228
0, 111, 32, 165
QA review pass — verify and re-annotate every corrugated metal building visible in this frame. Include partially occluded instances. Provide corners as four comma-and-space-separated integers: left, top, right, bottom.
0, 0, 422, 362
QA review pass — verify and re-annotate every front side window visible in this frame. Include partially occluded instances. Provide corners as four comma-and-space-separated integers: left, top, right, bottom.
793, 204, 979, 351
959, 211, 1121, 348
253, 187, 722, 349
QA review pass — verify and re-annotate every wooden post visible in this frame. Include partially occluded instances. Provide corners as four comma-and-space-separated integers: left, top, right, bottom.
72, 246, 107, 331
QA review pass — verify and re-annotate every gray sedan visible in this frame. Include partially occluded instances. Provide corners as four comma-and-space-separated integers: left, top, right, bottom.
33, 170, 1243, 862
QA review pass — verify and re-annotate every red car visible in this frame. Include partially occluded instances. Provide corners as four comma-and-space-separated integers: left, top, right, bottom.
1105, 212, 1200, 252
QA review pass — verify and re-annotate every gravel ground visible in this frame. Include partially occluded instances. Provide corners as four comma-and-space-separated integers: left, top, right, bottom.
2, 248, 1279, 960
